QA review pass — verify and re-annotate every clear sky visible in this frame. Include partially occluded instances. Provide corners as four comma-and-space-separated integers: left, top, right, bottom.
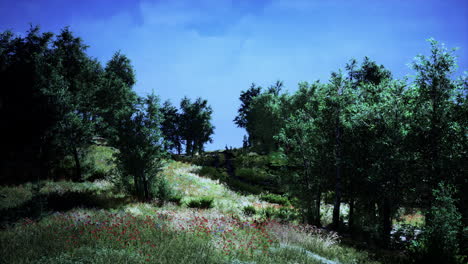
1, 0, 467, 150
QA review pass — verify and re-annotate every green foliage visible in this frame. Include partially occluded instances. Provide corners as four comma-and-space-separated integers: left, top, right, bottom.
82, 145, 116, 181
236, 167, 269, 184
151, 175, 175, 205
0, 184, 34, 210
186, 197, 214, 209
409, 183, 462, 263
245, 90, 285, 154
242, 205, 257, 216
226, 178, 263, 194
234, 152, 270, 168
260, 207, 300, 222
260, 193, 291, 206
112, 94, 165, 201
179, 97, 215, 156
160, 100, 183, 154
197, 166, 228, 181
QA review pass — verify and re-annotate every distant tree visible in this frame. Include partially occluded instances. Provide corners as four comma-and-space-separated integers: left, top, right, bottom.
234, 83, 262, 146
179, 97, 214, 156
243, 81, 288, 154
113, 93, 165, 201
160, 100, 182, 154
346, 56, 392, 87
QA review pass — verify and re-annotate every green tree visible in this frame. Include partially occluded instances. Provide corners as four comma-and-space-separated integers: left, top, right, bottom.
245, 82, 286, 154
276, 82, 326, 226
179, 97, 214, 156
160, 100, 183, 154
113, 93, 165, 201
234, 83, 262, 147
97, 51, 138, 140
48, 27, 103, 181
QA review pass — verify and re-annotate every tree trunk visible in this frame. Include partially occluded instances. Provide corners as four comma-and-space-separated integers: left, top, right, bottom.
315, 187, 321, 227
142, 173, 150, 201
332, 122, 342, 229
72, 146, 82, 182
186, 140, 193, 156
381, 197, 392, 248
349, 198, 355, 232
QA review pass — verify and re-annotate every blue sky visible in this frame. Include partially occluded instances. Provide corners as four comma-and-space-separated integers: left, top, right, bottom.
1, 0, 467, 150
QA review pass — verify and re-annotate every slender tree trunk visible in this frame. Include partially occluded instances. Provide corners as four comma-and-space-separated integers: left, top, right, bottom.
315, 186, 321, 227
142, 173, 150, 201
332, 122, 342, 229
133, 174, 141, 200
381, 197, 392, 248
72, 146, 82, 181
349, 198, 355, 230
186, 140, 193, 156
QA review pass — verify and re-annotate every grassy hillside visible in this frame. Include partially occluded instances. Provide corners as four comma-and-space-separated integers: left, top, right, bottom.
0, 160, 380, 264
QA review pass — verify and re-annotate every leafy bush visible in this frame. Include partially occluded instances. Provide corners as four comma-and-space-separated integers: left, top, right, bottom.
151, 176, 174, 205
227, 178, 263, 194
267, 151, 288, 167
82, 145, 116, 181
261, 207, 300, 222
260, 193, 291, 206
235, 167, 269, 184
234, 152, 269, 168
168, 193, 183, 205
243, 205, 257, 216
409, 183, 462, 263
186, 197, 214, 209
197, 166, 228, 181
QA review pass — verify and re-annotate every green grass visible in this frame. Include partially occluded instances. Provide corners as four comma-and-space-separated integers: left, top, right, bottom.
0, 160, 379, 264
0, 183, 33, 210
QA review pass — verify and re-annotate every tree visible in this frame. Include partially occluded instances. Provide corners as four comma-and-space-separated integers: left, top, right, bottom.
48, 27, 103, 181
113, 94, 165, 201
234, 83, 262, 129
97, 51, 138, 139
160, 100, 183, 154
234, 83, 262, 147
276, 82, 326, 226
179, 97, 214, 156
0, 26, 59, 183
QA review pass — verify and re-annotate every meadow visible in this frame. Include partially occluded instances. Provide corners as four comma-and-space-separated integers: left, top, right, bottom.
1, 160, 383, 264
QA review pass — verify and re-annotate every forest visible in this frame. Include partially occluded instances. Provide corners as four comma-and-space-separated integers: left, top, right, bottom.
0, 26, 466, 264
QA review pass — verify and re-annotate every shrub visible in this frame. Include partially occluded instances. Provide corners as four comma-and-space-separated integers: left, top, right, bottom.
409, 183, 462, 263
261, 207, 300, 222
151, 176, 174, 205
234, 152, 269, 168
168, 193, 183, 205
197, 166, 228, 181
243, 205, 257, 216
82, 145, 116, 181
235, 167, 269, 184
260, 193, 291, 206
227, 178, 263, 194
187, 197, 214, 209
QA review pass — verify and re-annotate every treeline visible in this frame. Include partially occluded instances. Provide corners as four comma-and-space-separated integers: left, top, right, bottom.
234, 41, 467, 261
0, 26, 214, 198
